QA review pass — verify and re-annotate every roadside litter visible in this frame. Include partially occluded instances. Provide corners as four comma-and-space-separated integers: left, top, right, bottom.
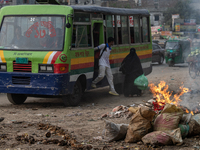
100, 105, 130, 119
101, 104, 189, 145
154, 104, 184, 131
142, 128, 183, 145
110, 105, 129, 118
102, 120, 128, 142
188, 114, 200, 136
125, 107, 155, 143
100, 81, 200, 146
14, 123, 93, 149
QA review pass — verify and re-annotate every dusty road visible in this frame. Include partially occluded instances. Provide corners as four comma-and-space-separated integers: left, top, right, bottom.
0, 62, 200, 150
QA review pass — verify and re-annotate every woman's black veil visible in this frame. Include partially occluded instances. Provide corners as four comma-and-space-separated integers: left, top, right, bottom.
120, 48, 143, 76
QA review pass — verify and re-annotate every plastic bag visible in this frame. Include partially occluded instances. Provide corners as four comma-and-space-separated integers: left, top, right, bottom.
179, 124, 189, 138
134, 74, 148, 90
102, 120, 128, 142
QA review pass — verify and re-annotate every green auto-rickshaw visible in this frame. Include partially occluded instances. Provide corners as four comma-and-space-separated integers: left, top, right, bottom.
165, 38, 191, 67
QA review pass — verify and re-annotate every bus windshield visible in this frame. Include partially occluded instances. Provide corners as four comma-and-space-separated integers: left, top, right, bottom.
165, 42, 179, 50
0, 16, 65, 50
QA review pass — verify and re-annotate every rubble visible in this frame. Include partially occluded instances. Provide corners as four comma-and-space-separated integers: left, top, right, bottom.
13, 123, 93, 149
45, 132, 51, 138
98, 81, 200, 146
101, 114, 108, 118
15, 134, 36, 144
102, 120, 128, 142
93, 136, 103, 140
109, 105, 130, 118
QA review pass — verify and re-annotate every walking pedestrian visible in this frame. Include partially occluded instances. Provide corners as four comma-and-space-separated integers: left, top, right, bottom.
91, 37, 119, 96
119, 48, 143, 97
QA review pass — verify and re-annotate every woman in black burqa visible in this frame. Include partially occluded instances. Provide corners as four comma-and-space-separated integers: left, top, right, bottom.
120, 48, 143, 97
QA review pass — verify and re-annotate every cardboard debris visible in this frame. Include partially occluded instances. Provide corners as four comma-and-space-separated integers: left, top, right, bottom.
128, 107, 139, 114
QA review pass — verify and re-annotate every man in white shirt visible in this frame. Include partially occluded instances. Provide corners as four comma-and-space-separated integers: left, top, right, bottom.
91, 37, 119, 96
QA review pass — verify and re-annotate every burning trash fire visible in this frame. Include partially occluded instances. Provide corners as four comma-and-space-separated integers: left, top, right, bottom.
148, 81, 194, 114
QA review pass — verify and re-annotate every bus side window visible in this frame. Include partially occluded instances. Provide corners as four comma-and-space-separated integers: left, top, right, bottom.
113, 15, 117, 45
72, 25, 91, 48
106, 15, 115, 44
142, 17, 149, 43
121, 16, 129, 44
117, 15, 122, 44
134, 16, 140, 43
74, 13, 90, 22
140, 17, 143, 43
147, 17, 150, 42
130, 16, 135, 43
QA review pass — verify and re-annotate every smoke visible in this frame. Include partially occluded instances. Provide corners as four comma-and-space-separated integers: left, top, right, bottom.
180, 69, 200, 110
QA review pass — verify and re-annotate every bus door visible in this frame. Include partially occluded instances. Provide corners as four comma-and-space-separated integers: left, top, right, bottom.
93, 23, 101, 47
92, 23, 104, 80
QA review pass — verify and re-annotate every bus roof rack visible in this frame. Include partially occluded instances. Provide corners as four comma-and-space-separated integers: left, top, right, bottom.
70, 5, 150, 16
36, 0, 60, 5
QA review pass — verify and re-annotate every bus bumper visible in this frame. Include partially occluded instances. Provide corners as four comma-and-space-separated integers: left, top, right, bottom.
0, 72, 70, 96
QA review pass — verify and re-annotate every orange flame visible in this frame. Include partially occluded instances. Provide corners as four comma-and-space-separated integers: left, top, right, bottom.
185, 109, 194, 115
191, 111, 194, 115
149, 81, 189, 106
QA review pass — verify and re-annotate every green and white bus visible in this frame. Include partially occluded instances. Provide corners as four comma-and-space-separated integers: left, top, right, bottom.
0, 2, 152, 106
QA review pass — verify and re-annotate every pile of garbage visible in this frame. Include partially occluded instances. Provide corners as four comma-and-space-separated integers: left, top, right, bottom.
101, 105, 130, 119
100, 102, 200, 146
101, 99, 161, 119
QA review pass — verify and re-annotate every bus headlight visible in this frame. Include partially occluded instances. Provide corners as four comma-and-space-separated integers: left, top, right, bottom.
0, 63, 6, 72
39, 64, 54, 73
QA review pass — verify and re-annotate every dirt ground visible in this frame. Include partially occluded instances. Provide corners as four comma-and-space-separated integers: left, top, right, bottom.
1, 62, 200, 150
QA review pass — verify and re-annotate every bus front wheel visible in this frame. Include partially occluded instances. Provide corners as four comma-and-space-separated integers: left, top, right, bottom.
62, 80, 82, 107
7, 93, 27, 105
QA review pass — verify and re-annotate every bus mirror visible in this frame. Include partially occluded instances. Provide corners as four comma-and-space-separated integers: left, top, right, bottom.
66, 23, 71, 28
66, 14, 73, 28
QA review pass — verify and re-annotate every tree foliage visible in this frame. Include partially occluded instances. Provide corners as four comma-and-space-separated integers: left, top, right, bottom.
163, 0, 200, 25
